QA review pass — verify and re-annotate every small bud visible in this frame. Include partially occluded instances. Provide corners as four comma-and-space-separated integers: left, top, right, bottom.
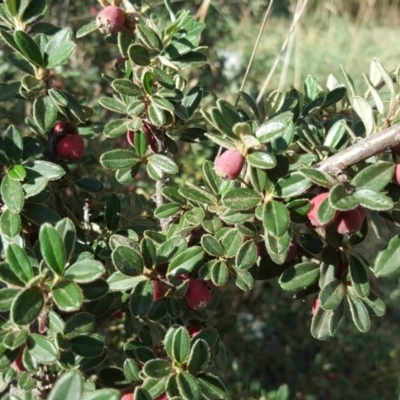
214, 149, 245, 180
334, 206, 366, 234
56, 134, 85, 161
184, 279, 211, 311
96, 6, 125, 35
307, 192, 339, 227
187, 325, 201, 338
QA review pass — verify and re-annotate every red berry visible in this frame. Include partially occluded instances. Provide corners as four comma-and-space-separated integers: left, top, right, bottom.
334, 206, 366, 234
11, 346, 25, 373
96, 6, 125, 35
394, 163, 400, 184
214, 149, 245, 180
151, 280, 166, 301
307, 192, 339, 227
187, 325, 201, 338
184, 279, 212, 311
312, 296, 320, 316
155, 393, 168, 400
56, 134, 85, 161
337, 261, 349, 279
286, 240, 298, 262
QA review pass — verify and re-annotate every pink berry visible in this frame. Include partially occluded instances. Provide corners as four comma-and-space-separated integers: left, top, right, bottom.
394, 163, 400, 184
307, 192, 339, 227
121, 393, 133, 400
312, 296, 320, 316
184, 279, 211, 311
96, 6, 125, 35
334, 206, 366, 234
214, 149, 245, 180
11, 346, 25, 373
56, 134, 85, 161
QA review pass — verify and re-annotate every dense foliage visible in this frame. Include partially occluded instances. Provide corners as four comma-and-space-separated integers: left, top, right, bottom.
1, 0, 400, 399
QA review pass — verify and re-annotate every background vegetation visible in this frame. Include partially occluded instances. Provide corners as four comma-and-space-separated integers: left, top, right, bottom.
2, 0, 400, 399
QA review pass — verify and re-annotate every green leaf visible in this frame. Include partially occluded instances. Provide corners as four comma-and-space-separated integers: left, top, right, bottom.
4, 124, 22, 163
8, 164, 26, 181
319, 279, 345, 311
197, 373, 227, 400
33, 96, 57, 132
84, 389, 121, 400
128, 43, 151, 66
100, 149, 140, 169
99, 97, 127, 114
374, 234, 400, 276
1, 175, 24, 213
0, 288, 20, 312
6, 244, 33, 284
329, 184, 358, 211
134, 388, 152, 400
279, 262, 319, 291
299, 168, 336, 188
112, 245, 144, 276
211, 261, 229, 286
21, 0, 47, 24
179, 183, 217, 205
323, 119, 346, 148
201, 234, 223, 257
69, 334, 104, 358
24, 160, 65, 180
221, 188, 260, 211
167, 246, 205, 276
148, 154, 179, 175
236, 240, 258, 270
177, 372, 200, 400
112, 79, 142, 96
148, 103, 166, 126
263, 201, 289, 237
47, 370, 83, 400
46, 41, 75, 68
11, 286, 44, 326
275, 173, 311, 198
22, 202, 60, 225
98, 366, 130, 389
0, 209, 20, 237
64, 260, 105, 283
55, 218, 76, 261
39, 223, 65, 276
64, 312, 94, 339
255, 121, 286, 143
310, 306, 332, 340
14, 30, 44, 66
105, 193, 121, 231
235, 268, 254, 290
129, 279, 153, 317
27, 333, 59, 364
349, 255, 370, 297
52, 280, 83, 312
76, 21, 98, 38
4, 329, 28, 350
246, 151, 276, 169
187, 339, 209, 375
353, 188, 393, 211
361, 291, 386, 317
75, 177, 104, 193
107, 272, 144, 292
347, 294, 371, 332
351, 162, 395, 191
154, 203, 181, 219
143, 359, 171, 379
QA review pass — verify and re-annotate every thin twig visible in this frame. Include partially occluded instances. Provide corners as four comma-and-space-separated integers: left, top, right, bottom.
316, 123, 400, 177
256, 0, 310, 104
234, 0, 274, 108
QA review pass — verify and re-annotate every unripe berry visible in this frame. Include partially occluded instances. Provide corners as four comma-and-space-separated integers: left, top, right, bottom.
56, 134, 85, 161
184, 279, 212, 311
96, 6, 125, 35
214, 149, 245, 180
334, 206, 366, 234
394, 163, 400, 184
307, 192, 339, 227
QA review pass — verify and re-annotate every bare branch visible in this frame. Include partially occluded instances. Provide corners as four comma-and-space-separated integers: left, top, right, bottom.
316, 123, 400, 177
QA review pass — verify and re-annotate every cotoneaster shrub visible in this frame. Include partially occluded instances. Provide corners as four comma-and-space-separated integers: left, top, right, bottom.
1, 0, 400, 399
